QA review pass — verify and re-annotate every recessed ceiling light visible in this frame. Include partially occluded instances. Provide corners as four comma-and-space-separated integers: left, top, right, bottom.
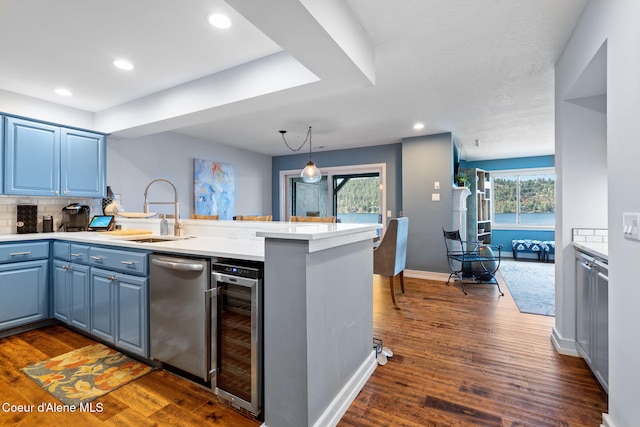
113, 59, 134, 70
413, 123, 425, 130
208, 13, 231, 29
54, 88, 72, 97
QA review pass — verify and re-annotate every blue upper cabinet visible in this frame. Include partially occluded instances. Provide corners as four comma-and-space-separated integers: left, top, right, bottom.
3, 116, 106, 197
61, 128, 106, 197
4, 117, 60, 196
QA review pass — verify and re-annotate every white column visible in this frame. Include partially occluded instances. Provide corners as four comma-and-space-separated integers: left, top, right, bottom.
452, 186, 471, 241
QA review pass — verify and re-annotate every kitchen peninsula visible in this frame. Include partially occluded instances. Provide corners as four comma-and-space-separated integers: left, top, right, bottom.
0, 219, 380, 427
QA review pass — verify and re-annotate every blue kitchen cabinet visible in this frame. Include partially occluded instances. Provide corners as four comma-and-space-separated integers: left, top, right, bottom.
88, 246, 149, 358
61, 128, 106, 197
90, 267, 148, 357
4, 117, 60, 196
4, 116, 106, 197
115, 273, 148, 356
52, 259, 90, 332
53, 242, 91, 332
90, 268, 115, 342
0, 241, 50, 331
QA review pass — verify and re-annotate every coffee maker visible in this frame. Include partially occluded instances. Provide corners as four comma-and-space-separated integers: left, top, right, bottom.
61, 204, 90, 232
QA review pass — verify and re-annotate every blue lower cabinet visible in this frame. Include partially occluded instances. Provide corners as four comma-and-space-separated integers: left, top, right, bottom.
53, 259, 90, 332
90, 267, 148, 358
0, 259, 49, 331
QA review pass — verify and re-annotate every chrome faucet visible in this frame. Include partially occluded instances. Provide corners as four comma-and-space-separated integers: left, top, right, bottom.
143, 178, 183, 236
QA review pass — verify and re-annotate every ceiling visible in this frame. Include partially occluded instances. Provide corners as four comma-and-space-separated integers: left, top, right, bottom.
0, 0, 587, 161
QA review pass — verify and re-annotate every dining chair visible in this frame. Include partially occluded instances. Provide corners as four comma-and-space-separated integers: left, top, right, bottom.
373, 217, 408, 303
290, 216, 336, 223
234, 215, 272, 221
190, 214, 219, 220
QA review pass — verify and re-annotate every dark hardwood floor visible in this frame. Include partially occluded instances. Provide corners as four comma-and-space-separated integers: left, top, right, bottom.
340, 274, 607, 427
0, 273, 607, 426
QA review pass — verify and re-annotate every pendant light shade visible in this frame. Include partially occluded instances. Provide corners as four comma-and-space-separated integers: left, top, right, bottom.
280, 126, 322, 183
301, 160, 321, 183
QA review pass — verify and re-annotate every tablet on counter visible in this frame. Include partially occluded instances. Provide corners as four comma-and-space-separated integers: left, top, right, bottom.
88, 215, 115, 231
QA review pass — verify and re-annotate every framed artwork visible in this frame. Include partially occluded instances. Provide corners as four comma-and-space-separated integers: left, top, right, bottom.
193, 159, 235, 220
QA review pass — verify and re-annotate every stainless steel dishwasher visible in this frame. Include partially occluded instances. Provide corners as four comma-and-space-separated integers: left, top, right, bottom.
149, 254, 214, 381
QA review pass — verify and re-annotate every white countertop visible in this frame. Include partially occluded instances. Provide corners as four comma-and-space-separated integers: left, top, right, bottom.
0, 219, 381, 261
573, 241, 608, 261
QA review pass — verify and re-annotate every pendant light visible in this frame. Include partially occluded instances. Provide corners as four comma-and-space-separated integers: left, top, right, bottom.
279, 126, 322, 183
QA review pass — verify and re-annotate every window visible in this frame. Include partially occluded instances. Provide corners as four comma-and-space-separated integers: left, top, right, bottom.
279, 163, 387, 232
492, 169, 555, 227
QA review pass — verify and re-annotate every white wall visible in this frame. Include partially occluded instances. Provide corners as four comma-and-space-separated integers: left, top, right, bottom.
0, 90, 95, 131
556, 1, 640, 425
106, 132, 272, 219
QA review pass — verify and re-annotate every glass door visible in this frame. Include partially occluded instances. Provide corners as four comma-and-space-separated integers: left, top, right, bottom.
332, 173, 381, 225
291, 176, 329, 217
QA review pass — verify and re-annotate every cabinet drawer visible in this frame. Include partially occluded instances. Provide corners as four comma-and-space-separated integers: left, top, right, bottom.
70, 244, 90, 264
53, 241, 70, 260
53, 242, 90, 263
88, 247, 148, 275
0, 242, 49, 263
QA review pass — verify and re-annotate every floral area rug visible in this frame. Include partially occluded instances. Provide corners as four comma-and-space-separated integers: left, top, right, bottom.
499, 260, 555, 316
21, 343, 154, 406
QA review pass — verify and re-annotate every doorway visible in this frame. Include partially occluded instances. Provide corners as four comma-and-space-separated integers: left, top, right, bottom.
279, 163, 387, 230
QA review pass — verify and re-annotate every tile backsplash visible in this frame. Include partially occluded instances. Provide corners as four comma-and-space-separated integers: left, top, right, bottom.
0, 195, 101, 235
572, 228, 608, 243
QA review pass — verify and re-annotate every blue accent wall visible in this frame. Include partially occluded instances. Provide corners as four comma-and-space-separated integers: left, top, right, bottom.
462, 155, 555, 255
460, 155, 554, 170
271, 143, 402, 220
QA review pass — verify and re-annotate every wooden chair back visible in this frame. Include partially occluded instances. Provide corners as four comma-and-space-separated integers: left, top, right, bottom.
234, 215, 272, 221
290, 216, 336, 223
190, 214, 219, 220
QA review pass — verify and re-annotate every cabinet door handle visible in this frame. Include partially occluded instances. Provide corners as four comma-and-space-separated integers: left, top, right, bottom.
108, 275, 117, 282
71, 253, 82, 257
120, 261, 136, 266
62, 265, 71, 270
90, 256, 103, 261
10, 251, 31, 256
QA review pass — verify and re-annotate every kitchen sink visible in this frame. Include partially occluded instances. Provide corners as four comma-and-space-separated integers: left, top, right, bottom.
129, 237, 177, 243
117, 235, 196, 244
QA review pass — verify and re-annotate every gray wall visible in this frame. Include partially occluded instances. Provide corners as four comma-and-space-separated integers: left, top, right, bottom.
106, 132, 272, 219
402, 133, 454, 272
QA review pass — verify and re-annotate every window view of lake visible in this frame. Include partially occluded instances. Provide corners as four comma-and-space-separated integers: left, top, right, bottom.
494, 212, 555, 225
337, 212, 380, 224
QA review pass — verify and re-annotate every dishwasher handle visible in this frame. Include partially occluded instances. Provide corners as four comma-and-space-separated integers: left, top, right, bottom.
151, 257, 205, 272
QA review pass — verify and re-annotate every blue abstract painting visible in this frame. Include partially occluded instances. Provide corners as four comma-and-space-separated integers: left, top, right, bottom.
194, 159, 235, 220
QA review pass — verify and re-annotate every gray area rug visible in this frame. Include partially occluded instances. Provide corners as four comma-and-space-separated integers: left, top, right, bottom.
499, 260, 555, 316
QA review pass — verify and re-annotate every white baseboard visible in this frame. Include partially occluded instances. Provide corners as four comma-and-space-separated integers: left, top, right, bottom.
550, 326, 579, 357
261, 351, 377, 427
404, 269, 449, 281
602, 413, 615, 427
312, 351, 377, 427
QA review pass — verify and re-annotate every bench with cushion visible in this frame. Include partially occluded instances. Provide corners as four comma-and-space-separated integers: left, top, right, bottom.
511, 239, 545, 261
541, 240, 555, 262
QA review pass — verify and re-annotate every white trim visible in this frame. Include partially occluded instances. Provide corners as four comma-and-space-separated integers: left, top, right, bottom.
404, 269, 450, 282
312, 350, 378, 427
551, 326, 579, 356
260, 351, 377, 427
602, 413, 615, 427
279, 163, 387, 228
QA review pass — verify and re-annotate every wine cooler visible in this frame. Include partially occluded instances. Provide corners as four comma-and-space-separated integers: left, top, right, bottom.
212, 260, 263, 418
